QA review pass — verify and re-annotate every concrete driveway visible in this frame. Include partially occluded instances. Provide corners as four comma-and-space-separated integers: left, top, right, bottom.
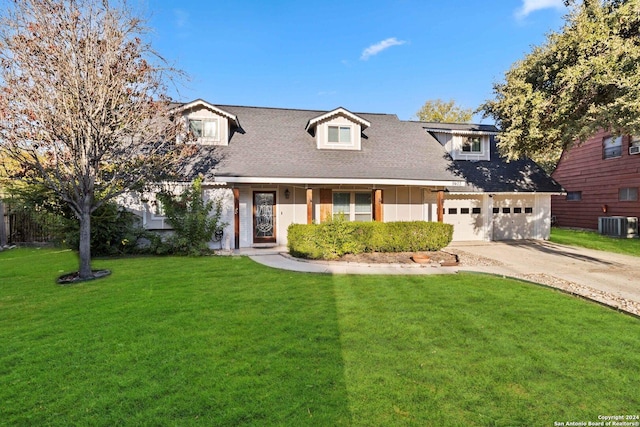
449, 240, 640, 311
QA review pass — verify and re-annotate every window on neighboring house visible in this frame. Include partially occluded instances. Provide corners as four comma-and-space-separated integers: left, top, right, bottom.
189, 118, 219, 142
472, 207, 481, 214
333, 192, 371, 221
630, 136, 640, 154
327, 125, 352, 144
462, 136, 482, 153
619, 187, 638, 202
525, 207, 533, 214
566, 191, 582, 201
603, 135, 622, 159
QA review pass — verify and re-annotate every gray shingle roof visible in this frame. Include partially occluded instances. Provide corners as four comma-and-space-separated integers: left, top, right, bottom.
177, 103, 562, 193
210, 105, 461, 182
446, 140, 563, 193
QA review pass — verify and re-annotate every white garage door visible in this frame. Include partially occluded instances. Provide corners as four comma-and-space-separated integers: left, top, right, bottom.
492, 196, 536, 240
443, 196, 485, 241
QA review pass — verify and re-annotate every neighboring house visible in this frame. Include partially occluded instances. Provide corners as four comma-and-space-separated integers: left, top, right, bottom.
552, 130, 640, 230
127, 99, 562, 249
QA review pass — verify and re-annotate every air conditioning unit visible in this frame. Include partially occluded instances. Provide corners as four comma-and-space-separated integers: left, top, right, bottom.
630, 145, 640, 155
598, 216, 639, 238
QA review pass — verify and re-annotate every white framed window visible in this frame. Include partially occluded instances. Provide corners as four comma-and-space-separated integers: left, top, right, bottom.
152, 199, 166, 218
332, 192, 372, 222
603, 135, 622, 159
327, 125, 352, 144
631, 135, 640, 147
462, 136, 482, 153
189, 118, 219, 142
619, 187, 638, 202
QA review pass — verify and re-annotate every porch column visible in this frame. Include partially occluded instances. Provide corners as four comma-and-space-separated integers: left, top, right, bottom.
437, 190, 444, 223
319, 189, 332, 223
372, 189, 383, 222
306, 188, 313, 224
233, 188, 240, 249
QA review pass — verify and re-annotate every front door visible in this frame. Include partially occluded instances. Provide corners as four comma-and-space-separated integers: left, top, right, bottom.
253, 191, 277, 244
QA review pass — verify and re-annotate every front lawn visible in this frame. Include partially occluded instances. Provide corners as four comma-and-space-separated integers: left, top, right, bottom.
551, 227, 640, 257
1, 248, 639, 426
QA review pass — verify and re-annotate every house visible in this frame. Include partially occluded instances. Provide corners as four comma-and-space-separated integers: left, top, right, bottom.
551, 130, 640, 231
127, 99, 562, 249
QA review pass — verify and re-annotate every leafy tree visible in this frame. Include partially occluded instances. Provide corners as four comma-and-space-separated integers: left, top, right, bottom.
415, 99, 473, 123
481, 0, 640, 165
0, 0, 187, 279
156, 178, 227, 256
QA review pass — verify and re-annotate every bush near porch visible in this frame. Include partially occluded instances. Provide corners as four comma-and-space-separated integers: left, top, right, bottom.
288, 219, 453, 260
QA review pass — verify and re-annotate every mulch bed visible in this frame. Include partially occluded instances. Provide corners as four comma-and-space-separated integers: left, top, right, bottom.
337, 251, 459, 266
57, 269, 112, 285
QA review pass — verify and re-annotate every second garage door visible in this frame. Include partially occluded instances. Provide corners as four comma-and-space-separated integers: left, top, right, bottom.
492, 195, 536, 240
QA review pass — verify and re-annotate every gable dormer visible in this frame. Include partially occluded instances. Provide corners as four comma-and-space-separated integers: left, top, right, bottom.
305, 107, 371, 151
171, 99, 240, 146
425, 127, 499, 161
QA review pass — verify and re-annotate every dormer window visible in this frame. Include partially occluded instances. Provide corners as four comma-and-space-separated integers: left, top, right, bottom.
462, 136, 482, 153
171, 100, 241, 147
306, 107, 370, 151
189, 118, 219, 142
328, 125, 352, 145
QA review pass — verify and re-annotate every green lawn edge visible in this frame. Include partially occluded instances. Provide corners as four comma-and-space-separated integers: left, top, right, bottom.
1, 248, 639, 426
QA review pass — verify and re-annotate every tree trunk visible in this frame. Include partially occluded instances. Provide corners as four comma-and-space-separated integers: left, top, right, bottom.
78, 205, 92, 279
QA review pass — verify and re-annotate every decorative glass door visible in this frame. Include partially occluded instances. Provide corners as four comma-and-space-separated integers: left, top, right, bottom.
253, 191, 276, 244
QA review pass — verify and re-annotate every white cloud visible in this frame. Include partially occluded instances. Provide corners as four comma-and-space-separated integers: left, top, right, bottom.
515, 0, 565, 19
174, 9, 189, 28
360, 37, 407, 61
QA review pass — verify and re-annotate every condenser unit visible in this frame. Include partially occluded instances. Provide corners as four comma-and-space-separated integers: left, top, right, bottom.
598, 216, 639, 238
630, 145, 640, 155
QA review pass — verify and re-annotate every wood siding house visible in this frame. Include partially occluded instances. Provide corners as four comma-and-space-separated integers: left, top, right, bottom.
125, 100, 562, 249
551, 130, 640, 230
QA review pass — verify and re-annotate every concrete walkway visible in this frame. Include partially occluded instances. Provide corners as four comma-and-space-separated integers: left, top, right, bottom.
232, 242, 640, 313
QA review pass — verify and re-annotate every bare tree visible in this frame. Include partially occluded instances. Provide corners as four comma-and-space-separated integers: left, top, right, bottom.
0, 0, 185, 279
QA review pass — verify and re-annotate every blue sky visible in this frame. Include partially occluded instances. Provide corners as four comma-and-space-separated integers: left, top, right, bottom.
144, 0, 568, 122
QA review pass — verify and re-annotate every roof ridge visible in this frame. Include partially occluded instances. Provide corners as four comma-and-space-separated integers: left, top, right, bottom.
175, 101, 398, 117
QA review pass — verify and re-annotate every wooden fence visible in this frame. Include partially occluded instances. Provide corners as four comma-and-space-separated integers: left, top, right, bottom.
1, 201, 56, 245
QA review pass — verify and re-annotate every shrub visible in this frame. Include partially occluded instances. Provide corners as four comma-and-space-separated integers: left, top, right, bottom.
63, 202, 146, 256
156, 178, 227, 256
288, 220, 453, 260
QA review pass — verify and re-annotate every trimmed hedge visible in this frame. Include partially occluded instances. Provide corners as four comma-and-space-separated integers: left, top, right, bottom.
287, 218, 453, 260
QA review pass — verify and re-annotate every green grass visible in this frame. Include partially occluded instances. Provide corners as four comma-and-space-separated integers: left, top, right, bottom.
1, 248, 639, 426
551, 227, 640, 257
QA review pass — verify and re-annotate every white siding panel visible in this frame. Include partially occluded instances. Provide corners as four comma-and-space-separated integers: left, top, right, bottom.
203, 188, 234, 250
239, 189, 251, 248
